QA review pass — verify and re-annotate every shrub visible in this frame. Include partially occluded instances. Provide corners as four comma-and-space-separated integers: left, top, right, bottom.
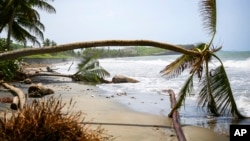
0, 97, 113, 141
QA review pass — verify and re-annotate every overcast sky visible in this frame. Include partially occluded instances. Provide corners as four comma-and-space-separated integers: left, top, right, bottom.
1, 0, 250, 51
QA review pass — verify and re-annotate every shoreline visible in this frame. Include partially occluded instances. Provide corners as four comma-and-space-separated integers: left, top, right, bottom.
1, 64, 229, 140
33, 76, 228, 141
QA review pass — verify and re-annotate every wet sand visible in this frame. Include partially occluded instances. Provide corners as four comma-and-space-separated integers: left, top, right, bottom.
0, 74, 229, 141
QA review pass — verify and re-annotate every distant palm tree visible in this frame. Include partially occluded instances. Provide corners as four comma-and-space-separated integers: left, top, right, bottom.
0, 0, 55, 50
161, 0, 244, 118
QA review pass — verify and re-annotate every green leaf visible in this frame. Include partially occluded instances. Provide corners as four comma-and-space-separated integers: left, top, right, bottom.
168, 74, 194, 117
74, 54, 110, 83
210, 65, 245, 118
160, 54, 196, 79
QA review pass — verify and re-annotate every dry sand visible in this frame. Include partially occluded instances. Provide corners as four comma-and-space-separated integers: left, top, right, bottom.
42, 77, 229, 141
1, 76, 229, 141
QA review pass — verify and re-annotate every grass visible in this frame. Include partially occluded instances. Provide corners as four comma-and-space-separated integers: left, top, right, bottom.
0, 97, 114, 141
24, 53, 73, 59
133, 46, 167, 56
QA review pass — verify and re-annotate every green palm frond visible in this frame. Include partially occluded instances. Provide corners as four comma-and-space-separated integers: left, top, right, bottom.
160, 43, 207, 79
30, 0, 56, 14
77, 54, 99, 73
210, 65, 244, 118
198, 59, 219, 116
198, 56, 245, 118
169, 74, 194, 117
200, 0, 217, 35
211, 54, 245, 118
12, 22, 40, 45
160, 54, 196, 79
74, 54, 110, 83
198, 71, 219, 116
88, 66, 110, 78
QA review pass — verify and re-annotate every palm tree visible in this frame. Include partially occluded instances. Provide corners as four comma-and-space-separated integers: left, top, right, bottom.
161, 0, 244, 118
0, 0, 244, 118
72, 54, 110, 83
0, 0, 55, 50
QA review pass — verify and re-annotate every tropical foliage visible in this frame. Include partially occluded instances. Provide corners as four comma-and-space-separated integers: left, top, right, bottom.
0, 0, 56, 50
72, 54, 110, 83
0, 38, 20, 81
161, 0, 244, 118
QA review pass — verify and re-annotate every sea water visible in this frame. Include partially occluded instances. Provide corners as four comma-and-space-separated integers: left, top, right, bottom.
97, 51, 250, 134
56, 51, 250, 134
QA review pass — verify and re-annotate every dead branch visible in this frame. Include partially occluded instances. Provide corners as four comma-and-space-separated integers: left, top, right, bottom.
168, 89, 186, 141
1, 82, 26, 110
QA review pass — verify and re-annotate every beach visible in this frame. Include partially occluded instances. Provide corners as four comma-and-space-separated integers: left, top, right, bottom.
27, 75, 229, 141
0, 74, 229, 140
3, 53, 249, 140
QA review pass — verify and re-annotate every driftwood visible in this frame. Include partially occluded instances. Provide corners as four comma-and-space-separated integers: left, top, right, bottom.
0, 96, 13, 103
28, 83, 54, 98
167, 89, 186, 141
1, 81, 26, 110
112, 75, 139, 83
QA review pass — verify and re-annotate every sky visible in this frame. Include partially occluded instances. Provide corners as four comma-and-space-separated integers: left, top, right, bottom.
1, 0, 250, 51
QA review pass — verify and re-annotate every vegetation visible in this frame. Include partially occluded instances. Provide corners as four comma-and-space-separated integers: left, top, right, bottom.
0, 0, 245, 120
72, 54, 110, 83
162, 0, 244, 118
0, 97, 113, 141
0, 0, 56, 50
79, 46, 167, 58
0, 38, 20, 81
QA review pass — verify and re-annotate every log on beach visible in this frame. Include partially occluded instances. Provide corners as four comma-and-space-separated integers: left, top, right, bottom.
1, 82, 26, 110
28, 83, 54, 98
112, 75, 139, 83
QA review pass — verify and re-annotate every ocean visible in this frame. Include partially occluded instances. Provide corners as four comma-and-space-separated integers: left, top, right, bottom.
57, 51, 250, 135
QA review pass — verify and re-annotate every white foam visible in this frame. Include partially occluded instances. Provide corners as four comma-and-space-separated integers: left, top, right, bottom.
223, 57, 250, 69
237, 96, 250, 117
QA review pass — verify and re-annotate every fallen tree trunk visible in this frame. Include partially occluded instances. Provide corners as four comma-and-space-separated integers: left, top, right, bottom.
1, 82, 26, 110
0, 40, 200, 61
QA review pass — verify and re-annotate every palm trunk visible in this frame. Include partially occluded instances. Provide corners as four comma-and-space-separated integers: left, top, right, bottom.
0, 40, 200, 61
5, 9, 16, 51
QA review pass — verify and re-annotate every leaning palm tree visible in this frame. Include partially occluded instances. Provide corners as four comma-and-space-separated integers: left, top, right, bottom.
0, 0, 244, 118
162, 0, 244, 118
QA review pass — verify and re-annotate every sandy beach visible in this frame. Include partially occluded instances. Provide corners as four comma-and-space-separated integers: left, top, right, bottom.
28, 75, 228, 141
0, 69, 229, 141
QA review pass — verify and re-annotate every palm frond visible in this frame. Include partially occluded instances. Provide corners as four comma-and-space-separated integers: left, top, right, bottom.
198, 73, 218, 116
199, 0, 217, 35
198, 61, 245, 118
74, 54, 110, 83
77, 54, 99, 74
198, 61, 219, 116
88, 66, 110, 78
211, 54, 245, 118
30, 0, 56, 14
160, 54, 196, 79
169, 74, 194, 116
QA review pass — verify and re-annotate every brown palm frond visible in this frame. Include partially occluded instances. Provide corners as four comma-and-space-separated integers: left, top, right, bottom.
160, 54, 196, 79
199, 0, 217, 35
